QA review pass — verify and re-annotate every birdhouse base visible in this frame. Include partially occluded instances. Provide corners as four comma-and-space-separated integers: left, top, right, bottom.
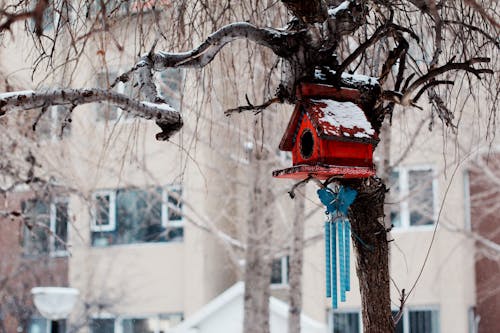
272, 164, 375, 180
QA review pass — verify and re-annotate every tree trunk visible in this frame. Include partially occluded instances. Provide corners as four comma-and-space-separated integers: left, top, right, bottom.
243, 145, 273, 333
344, 177, 394, 333
288, 185, 305, 333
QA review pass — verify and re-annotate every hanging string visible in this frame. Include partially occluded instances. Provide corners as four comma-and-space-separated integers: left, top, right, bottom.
317, 185, 357, 309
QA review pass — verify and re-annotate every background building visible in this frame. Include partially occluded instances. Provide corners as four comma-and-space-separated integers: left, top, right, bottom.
0, 1, 498, 333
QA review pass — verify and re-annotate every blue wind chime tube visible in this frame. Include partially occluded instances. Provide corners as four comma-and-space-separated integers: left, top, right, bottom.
338, 220, 346, 302
324, 221, 331, 298
344, 219, 351, 292
317, 185, 357, 310
330, 220, 338, 309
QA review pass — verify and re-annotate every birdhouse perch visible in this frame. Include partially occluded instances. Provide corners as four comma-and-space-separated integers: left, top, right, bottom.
272, 83, 379, 180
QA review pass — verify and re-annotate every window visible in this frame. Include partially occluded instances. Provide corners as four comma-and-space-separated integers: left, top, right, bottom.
95, 71, 134, 121
394, 309, 440, 333
330, 309, 439, 333
35, 105, 71, 140
157, 68, 183, 110
271, 256, 289, 285
389, 166, 436, 228
91, 186, 183, 246
29, 318, 66, 333
22, 198, 69, 256
331, 311, 360, 333
91, 314, 183, 333
91, 318, 115, 333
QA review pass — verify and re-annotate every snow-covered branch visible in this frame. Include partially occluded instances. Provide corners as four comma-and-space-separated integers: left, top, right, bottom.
149, 22, 300, 70
0, 88, 182, 140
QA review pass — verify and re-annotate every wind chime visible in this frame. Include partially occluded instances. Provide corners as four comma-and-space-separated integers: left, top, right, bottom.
318, 185, 356, 308
273, 81, 379, 308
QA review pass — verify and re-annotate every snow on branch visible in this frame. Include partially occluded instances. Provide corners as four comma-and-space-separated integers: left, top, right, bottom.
0, 88, 182, 140
149, 22, 301, 70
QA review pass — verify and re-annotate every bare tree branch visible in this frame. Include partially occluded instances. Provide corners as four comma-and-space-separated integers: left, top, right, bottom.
150, 22, 302, 70
0, 89, 182, 140
401, 57, 493, 105
224, 96, 282, 116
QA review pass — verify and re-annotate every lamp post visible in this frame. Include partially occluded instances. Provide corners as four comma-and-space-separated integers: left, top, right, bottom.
31, 287, 79, 333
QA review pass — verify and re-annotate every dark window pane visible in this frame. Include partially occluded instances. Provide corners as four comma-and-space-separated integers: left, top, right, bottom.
116, 188, 163, 244
271, 258, 283, 284
392, 311, 404, 333
389, 171, 401, 228
54, 202, 68, 252
91, 318, 115, 333
53, 320, 66, 333
333, 312, 360, 333
409, 310, 439, 333
29, 318, 48, 333
167, 187, 182, 222
165, 227, 184, 242
95, 194, 112, 228
408, 170, 434, 226
123, 318, 155, 333
116, 189, 147, 244
22, 199, 50, 255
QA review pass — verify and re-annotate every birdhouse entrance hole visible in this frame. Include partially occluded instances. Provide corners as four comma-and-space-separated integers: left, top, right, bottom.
300, 130, 314, 159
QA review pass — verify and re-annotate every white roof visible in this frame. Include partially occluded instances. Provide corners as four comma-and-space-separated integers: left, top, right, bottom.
171, 282, 326, 333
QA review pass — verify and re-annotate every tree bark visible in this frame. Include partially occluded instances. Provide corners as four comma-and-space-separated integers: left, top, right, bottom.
288, 185, 305, 333
243, 138, 273, 333
344, 177, 394, 333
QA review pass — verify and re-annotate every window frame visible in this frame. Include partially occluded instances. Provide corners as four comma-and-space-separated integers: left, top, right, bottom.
91, 190, 117, 232
162, 184, 183, 228
390, 165, 438, 231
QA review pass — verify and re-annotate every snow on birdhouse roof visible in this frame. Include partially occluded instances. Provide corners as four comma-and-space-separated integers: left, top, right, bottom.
308, 99, 376, 140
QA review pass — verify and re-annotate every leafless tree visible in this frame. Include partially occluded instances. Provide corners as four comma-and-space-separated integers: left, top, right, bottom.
1, 0, 499, 332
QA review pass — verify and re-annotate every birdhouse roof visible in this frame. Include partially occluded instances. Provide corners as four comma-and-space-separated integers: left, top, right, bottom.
279, 98, 379, 151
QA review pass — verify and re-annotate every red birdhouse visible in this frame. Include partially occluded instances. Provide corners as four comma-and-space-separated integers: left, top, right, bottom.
273, 83, 379, 180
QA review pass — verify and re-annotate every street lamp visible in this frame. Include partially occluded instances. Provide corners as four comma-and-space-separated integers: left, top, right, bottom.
31, 287, 79, 333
